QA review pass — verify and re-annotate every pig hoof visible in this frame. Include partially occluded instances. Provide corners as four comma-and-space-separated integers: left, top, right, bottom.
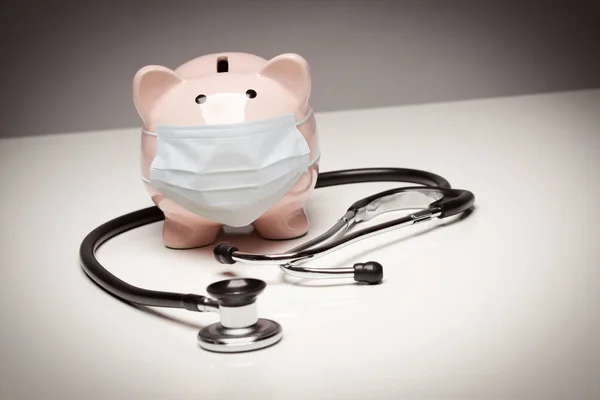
253, 208, 309, 240
162, 218, 222, 249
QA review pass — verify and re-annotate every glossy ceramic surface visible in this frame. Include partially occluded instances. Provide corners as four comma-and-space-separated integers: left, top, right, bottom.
133, 52, 320, 248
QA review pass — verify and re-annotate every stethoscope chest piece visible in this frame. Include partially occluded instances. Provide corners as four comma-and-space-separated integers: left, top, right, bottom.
197, 278, 283, 353
198, 318, 283, 353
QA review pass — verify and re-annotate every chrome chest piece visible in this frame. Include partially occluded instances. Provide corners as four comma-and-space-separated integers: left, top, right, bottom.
197, 278, 283, 353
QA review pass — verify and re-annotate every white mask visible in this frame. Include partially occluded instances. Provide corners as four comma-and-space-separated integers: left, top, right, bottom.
142, 110, 318, 227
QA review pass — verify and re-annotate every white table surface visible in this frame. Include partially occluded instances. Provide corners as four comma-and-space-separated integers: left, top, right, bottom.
1, 89, 599, 400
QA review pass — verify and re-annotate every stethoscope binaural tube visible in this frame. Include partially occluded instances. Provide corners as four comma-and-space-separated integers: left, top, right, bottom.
213, 184, 475, 283
79, 205, 217, 311
79, 168, 474, 312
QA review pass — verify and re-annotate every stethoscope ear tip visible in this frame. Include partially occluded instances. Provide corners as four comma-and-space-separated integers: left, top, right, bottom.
353, 261, 384, 284
214, 242, 239, 265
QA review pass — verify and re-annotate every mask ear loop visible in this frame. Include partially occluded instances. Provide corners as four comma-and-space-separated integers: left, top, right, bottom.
295, 108, 314, 126
140, 108, 315, 136
142, 129, 157, 137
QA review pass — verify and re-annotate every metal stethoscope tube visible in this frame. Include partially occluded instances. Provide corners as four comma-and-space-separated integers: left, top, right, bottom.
214, 189, 447, 283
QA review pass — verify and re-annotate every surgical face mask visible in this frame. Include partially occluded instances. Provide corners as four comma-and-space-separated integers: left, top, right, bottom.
142, 110, 319, 227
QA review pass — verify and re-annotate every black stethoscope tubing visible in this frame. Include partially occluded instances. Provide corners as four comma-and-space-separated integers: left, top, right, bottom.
79, 168, 474, 312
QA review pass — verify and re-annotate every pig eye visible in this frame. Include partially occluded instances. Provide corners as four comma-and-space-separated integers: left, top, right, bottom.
195, 94, 207, 104
246, 89, 257, 99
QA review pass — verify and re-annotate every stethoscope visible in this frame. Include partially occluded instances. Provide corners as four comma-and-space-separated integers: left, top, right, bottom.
79, 167, 475, 353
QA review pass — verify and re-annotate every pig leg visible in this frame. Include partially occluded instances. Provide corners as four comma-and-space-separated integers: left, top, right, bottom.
162, 216, 222, 249
252, 166, 317, 240
252, 205, 310, 240
153, 194, 223, 249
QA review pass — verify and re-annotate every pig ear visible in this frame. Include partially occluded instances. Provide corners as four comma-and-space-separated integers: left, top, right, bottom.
133, 65, 183, 124
259, 54, 311, 108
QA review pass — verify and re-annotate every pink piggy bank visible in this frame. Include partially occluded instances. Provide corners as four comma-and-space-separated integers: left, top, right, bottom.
133, 52, 320, 249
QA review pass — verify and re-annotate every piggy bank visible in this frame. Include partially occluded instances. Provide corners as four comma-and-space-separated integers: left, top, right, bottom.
133, 52, 320, 249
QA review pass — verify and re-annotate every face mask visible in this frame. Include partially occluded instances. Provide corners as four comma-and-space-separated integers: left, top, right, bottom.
142, 110, 319, 227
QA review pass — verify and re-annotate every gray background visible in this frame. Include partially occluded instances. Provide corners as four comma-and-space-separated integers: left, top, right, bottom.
1, 0, 600, 138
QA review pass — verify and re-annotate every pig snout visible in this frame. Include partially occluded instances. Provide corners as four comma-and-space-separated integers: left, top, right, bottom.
200, 93, 248, 125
